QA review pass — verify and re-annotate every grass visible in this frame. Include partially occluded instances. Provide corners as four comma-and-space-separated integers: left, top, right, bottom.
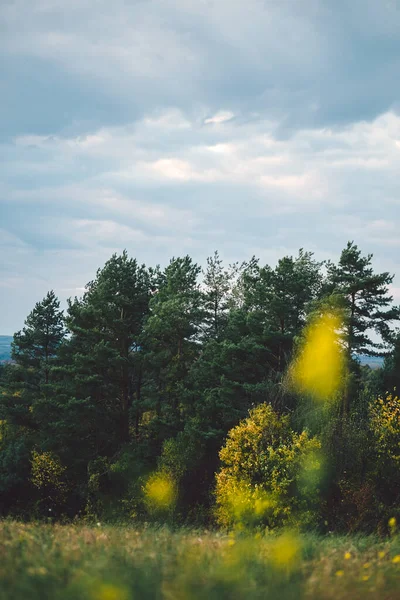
0, 521, 400, 599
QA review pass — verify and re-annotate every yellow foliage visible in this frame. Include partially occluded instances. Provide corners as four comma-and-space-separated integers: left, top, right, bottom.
370, 396, 400, 466
289, 311, 345, 401
215, 404, 321, 529
31, 450, 66, 494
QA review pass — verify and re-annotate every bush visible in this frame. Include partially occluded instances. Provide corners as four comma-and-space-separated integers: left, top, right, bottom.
369, 394, 400, 527
370, 394, 400, 468
215, 403, 322, 530
31, 450, 67, 515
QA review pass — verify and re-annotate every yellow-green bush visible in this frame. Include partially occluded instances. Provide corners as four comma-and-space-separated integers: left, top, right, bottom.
370, 394, 400, 467
31, 450, 67, 512
215, 403, 322, 529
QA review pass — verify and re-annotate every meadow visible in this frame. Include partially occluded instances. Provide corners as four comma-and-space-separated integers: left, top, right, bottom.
1, 521, 400, 600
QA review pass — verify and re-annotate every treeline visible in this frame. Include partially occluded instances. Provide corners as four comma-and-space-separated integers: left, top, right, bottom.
0, 242, 399, 530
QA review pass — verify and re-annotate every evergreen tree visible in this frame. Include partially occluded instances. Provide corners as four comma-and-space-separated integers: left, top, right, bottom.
1, 291, 64, 430
243, 249, 323, 371
202, 251, 235, 341
0, 291, 64, 513
326, 241, 399, 357
60, 251, 151, 453
142, 256, 203, 436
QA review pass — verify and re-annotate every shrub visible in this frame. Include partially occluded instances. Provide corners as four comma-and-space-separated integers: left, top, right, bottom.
215, 403, 322, 530
31, 450, 67, 514
370, 394, 400, 468
369, 394, 400, 526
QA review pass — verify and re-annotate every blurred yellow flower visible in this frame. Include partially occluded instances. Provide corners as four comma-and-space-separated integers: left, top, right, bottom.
270, 532, 301, 570
143, 472, 177, 513
362, 575, 370, 582
378, 551, 386, 559
27, 567, 47, 576
388, 517, 397, 531
344, 552, 351, 560
289, 312, 345, 401
363, 562, 371, 569
94, 583, 128, 600
392, 555, 400, 564
335, 570, 344, 577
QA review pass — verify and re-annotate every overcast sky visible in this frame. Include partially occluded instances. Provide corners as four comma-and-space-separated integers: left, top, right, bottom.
1, 0, 400, 334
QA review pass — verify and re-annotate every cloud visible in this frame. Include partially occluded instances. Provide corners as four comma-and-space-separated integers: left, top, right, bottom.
2, 0, 400, 332
204, 112, 235, 125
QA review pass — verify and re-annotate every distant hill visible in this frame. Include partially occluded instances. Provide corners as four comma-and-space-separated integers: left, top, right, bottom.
0, 336, 13, 363
0, 335, 386, 368
358, 355, 384, 370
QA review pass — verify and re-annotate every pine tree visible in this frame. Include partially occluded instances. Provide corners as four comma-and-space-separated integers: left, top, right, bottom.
326, 242, 399, 357
0, 291, 65, 512
243, 249, 323, 371
141, 256, 203, 437
202, 251, 235, 341
2, 291, 65, 429
60, 251, 151, 453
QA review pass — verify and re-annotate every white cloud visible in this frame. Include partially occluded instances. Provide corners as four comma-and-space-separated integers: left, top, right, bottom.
204, 112, 235, 125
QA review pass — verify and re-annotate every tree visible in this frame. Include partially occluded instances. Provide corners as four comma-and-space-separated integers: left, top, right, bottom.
0, 291, 65, 514
243, 249, 323, 371
202, 251, 235, 341
1, 291, 64, 430
140, 257, 203, 443
380, 332, 400, 396
12, 290, 64, 387
326, 242, 399, 357
60, 251, 151, 451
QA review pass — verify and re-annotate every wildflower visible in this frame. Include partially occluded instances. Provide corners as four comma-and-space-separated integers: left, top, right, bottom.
362, 575, 370, 582
392, 555, 400, 564
344, 552, 351, 560
363, 562, 371, 569
335, 570, 344, 577
270, 532, 301, 570
93, 583, 128, 600
27, 567, 48, 576
378, 551, 386, 559
289, 311, 345, 401
143, 472, 177, 513
389, 517, 397, 532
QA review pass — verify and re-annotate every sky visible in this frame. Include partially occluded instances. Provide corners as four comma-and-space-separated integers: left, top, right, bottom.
2, 0, 400, 334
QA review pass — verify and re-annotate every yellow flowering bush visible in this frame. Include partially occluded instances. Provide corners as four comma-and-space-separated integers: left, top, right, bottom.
215, 404, 321, 529
370, 394, 400, 466
31, 450, 67, 509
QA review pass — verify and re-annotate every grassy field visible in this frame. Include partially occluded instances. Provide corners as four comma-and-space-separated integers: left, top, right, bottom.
0, 521, 400, 600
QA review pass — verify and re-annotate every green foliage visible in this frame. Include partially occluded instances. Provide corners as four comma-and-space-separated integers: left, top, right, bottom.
215, 404, 322, 529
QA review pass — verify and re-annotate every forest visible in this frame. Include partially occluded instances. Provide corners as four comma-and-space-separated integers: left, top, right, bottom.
0, 241, 399, 535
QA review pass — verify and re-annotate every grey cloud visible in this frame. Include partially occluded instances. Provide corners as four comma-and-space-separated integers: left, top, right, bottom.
2, 0, 400, 138
2, 0, 400, 332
